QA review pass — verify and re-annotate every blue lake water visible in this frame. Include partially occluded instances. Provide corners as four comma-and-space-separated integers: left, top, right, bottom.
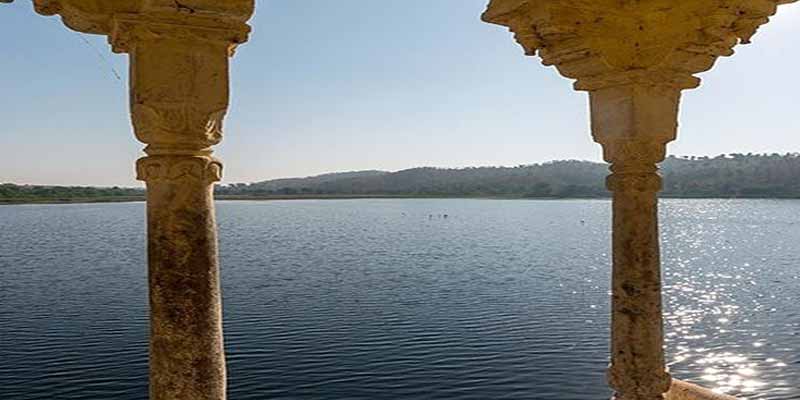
1, 199, 798, 399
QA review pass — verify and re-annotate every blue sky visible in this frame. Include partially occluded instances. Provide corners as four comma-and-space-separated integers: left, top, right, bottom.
1, 1, 799, 186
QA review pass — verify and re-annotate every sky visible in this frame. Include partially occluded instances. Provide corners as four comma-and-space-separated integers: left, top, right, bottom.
1, 1, 799, 187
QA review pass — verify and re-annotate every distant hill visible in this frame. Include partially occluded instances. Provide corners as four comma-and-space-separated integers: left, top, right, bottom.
218, 160, 607, 198
216, 153, 800, 199
4, 153, 800, 203
239, 170, 388, 192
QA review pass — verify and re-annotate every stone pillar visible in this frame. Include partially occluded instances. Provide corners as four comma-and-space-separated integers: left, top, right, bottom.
30, 2, 254, 399
111, 15, 250, 400
480, 1, 795, 398
590, 84, 680, 400
138, 156, 226, 400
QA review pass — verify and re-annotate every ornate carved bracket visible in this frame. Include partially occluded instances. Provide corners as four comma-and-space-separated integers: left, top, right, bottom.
482, 0, 797, 91
32, 0, 254, 36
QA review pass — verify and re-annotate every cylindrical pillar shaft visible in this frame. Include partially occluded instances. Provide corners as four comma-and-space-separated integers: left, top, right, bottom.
606, 168, 671, 400
139, 155, 226, 400
589, 85, 680, 400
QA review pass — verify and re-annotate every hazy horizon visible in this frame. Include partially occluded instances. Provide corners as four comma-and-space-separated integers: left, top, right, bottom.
2, 1, 799, 187
4, 152, 796, 188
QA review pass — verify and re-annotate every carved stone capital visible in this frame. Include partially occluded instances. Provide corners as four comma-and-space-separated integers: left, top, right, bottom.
33, 0, 255, 158
109, 13, 251, 56
482, 0, 797, 91
131, 101, 226, 153
136, 155, 222, 184
602, 139, 666, 193
602, 139, 669, 173
120, 16, 242, 154
588, 84, 676, 193
590, 84, 678, 165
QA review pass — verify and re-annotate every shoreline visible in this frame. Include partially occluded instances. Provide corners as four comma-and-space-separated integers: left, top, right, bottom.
3, 194, 800, 205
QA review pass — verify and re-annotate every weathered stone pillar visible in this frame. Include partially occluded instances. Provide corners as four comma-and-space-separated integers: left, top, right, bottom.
591, 84, 680, 400
481, 1, 794, 398
31, 2, 254, 398
138, 155, 226, 400
111, 15, 250, 400
33, 0, 255, 400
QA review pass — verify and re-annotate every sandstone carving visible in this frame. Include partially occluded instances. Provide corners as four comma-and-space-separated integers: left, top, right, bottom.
482, 0, 795, 90
482, 1, 796, 399
136, 156, 223, 183
32, 2, 255, 399
20, 0, 797, 399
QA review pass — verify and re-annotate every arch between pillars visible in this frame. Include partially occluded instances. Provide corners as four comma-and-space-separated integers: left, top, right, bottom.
6, 0, 800, 399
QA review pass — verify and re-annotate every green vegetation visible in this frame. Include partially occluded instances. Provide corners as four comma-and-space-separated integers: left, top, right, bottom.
4, 154, 800, 204
217, 153, 800, 199
0, 184, 144, 204
660, 153, 800, 198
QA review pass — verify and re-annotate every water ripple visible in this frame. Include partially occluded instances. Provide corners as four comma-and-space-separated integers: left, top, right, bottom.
1, 199, 798, 399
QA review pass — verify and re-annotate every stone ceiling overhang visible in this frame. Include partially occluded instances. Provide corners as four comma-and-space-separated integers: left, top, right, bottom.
30, 0, 254, 52
482, 0, 798, 91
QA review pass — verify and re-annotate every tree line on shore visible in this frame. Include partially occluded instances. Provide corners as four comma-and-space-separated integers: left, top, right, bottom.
217, 153, 800, 199
3, 153, 800, 202
0, 184, 144, 203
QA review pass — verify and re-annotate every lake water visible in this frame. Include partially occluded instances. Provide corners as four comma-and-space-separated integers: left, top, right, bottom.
1, 199, 798, 400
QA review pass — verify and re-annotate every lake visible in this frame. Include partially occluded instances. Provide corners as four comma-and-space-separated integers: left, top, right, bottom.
1, 199, 798, 399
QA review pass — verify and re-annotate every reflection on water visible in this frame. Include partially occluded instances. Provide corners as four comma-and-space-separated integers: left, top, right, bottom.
662, 200, 799, 399
0, 199, 798, 400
